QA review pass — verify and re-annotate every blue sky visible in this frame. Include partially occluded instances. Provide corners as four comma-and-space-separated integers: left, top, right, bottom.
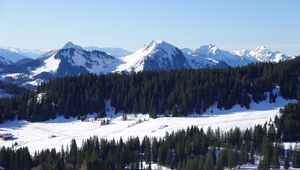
0, 0, 299, 55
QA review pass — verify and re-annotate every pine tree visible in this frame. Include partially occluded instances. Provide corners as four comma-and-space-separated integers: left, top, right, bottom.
284, 155, 290, 169
258, 138, 272, 170
293, 144, 300, 168
69, 139, 78, 167
227, 149, 238, 169
204, 149, 215, 170
216, 149, 227, 170
270, 144, 280, 169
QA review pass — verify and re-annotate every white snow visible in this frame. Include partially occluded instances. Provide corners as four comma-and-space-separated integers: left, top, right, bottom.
31, 54, 60, 75
0, 96, 296, 154
1, 73, 26, 79
233, 45, 291, 63
116, 40, 179, 72
187, 44, 252, 67
22, 78, 44, 86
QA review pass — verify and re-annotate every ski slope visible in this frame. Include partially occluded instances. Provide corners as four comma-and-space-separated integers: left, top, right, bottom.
0, 96, 296, 154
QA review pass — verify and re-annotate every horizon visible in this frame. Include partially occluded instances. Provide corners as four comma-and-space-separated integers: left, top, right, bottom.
0, 0, 300, 56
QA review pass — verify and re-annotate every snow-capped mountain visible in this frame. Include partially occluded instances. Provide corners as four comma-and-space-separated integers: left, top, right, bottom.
116, 40, 190, 72
31, 42, 122, 77
233, 46, 290, 63
0, 41, 293, 88
0, 42, 121, 88
185, 44, 292, 67
185, 44, 252, 67
0, 46, 44, 62
85, 47, 132, 58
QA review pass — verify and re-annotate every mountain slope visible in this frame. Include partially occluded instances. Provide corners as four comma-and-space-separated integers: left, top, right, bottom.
116, 40, 190, 72
0, 56, 13, 65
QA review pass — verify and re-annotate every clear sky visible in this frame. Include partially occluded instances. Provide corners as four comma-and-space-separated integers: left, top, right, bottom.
0, 0, 299, 56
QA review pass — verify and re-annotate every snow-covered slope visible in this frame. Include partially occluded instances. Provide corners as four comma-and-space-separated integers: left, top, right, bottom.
31, 53, 61, 76
0, 96, 295, 154
116, 40, 190, 72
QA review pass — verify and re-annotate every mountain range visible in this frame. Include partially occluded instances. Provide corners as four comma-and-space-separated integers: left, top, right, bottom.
0, 40, 293, 88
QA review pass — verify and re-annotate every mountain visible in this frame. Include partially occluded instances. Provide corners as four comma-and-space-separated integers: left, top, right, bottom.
0, 41, 293, 88
85, 47, 132, 58
32, 42, 122, 77
0, 42, 121, 88
181, 48, 193, 54
14, 58, 36, 65
233, 45, 291, 62
183, 45, 231, 68
116, 40, 190, 72
185, 44, 292, 67
185, 44, 252, 67
0, 46, 44, 62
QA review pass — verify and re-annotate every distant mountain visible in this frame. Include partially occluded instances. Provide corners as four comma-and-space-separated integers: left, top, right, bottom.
181, 48, 193, 54
14, 58, 36, 65
184, 44, 292, 67
0, 41, 293, 88
116, 40, 190, 72
85, 47, 132, 58
184, 44, 252, 67
0, 46, 44, 62
233, 45, 291, 63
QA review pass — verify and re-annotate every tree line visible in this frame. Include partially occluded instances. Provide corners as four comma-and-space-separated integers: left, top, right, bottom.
1, 124, 300, 170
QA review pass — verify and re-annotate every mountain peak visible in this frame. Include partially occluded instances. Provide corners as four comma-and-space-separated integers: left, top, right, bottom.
146, 40, 172, 49
195, 44, 218, 54
62, 42, 83, 50
141, 40, 178, 56
233, 49, 250, 57
254, 45, 268, 51
116, 40, 188, 72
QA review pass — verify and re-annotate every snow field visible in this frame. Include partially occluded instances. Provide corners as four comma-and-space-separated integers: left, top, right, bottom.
0, 96, 296, 154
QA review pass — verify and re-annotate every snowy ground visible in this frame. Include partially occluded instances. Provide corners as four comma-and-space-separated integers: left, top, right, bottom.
0, 96, 296, 154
